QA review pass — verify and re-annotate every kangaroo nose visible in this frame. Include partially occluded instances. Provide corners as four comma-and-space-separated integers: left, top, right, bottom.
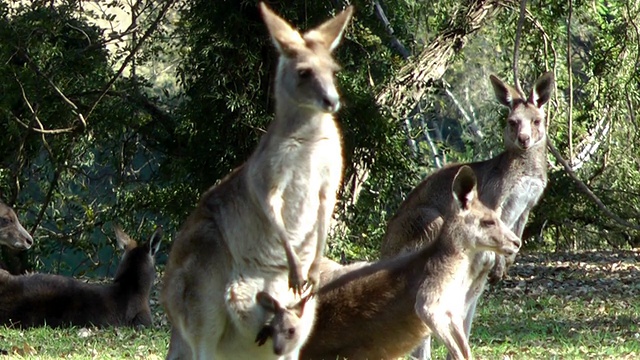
512, 237, 522, 249
322, 96, 340, 113
518, 134, 530, 148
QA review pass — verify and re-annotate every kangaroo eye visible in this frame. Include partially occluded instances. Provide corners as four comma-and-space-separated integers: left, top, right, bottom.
508, 119, 517, 127
297, 68, 312, 79
533, 119, 542, 125
286, 328, 296, 338
481, 219, 496, 227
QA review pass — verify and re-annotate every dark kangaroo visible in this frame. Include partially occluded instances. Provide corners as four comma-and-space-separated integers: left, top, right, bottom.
381, 72, 554, 360
0, 225, 162, 328
299, 166, 521, 360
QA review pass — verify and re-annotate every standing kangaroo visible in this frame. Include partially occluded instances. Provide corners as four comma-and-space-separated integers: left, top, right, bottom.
0, 226, 162, 328
298, 166, 521, 360
0, 199, 34, 250
381, 72, 554, 360
161, 3, 352, 359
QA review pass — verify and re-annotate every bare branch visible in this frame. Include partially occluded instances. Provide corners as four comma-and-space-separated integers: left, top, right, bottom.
85, 0, 178, 122
548, 141, 640, 232
377, 0, 500, 120
512, 0, 527, 96
441, 79, 484, 140
30, 170, 60, 235
12, 73, 76, 135
372, 0, 411, 59
19, 51, 86, 129
566, 0, 573, 165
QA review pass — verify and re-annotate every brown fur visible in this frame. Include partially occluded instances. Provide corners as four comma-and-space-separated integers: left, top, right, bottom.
161, 3, 353, 359
0, 200, 33, 250
0, 226, 161, 328
300, 166, 521, 360
380, 72, 554, 360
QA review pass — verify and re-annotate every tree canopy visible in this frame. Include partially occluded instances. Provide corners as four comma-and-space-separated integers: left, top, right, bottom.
1, 0, 639, 275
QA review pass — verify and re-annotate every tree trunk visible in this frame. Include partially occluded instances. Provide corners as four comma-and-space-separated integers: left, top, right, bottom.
338, 0, 501, 223
376, 0, 501, 121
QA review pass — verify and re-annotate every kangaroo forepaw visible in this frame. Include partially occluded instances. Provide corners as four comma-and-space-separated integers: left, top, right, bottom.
306, 264, 321, 295
288, 267, 307, 297
488, 255, 506, 285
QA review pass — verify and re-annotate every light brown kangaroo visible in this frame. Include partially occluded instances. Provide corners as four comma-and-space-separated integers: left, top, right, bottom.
161, 3, 352, 359
381, 72, 554, 360
0, 226, 162, 328
297, 166, 521, 360
0, 199, 34, 250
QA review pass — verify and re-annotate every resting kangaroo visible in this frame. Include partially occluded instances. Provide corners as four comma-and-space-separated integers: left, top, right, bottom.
381, 72, 554, 360
299, 166, 521, 360
161, 3, 352, 359
0, 199, 34, 250
0, 226, 162, 328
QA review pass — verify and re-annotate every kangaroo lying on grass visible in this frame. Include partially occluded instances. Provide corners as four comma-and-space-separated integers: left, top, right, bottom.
0, 199, 33, 250
0, 226, 161, 328
289, 166, 520, 360
381, 72, 554, 360
161, 3, 352, 359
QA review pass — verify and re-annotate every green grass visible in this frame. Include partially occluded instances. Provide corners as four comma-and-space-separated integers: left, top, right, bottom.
1, 250, 639, 359
0, 326, 169, 359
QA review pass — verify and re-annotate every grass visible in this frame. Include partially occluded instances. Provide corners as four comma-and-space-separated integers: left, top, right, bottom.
0, 326, 168, 359
1, 250, 639, 359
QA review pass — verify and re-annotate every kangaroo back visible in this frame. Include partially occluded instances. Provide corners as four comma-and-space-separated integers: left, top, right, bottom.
0, 200, 33, 250
0, 226, 162, 328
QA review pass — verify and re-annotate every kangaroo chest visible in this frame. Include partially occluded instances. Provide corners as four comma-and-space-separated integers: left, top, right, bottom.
497, 175, 546, 229
479, 163, 547, 230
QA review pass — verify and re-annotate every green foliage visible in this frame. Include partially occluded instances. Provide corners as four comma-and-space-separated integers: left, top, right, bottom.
0, 2, 177, 274
1, 0, 640, 274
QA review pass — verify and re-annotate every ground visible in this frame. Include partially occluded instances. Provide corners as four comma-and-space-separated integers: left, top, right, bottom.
1, 249, 639, 359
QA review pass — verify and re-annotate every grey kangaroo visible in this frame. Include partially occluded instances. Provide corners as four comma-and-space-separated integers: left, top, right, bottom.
161, 3, 352, 359
254, 291, 310, 357
381, 72, 554, 360
0, 226, 162, 328
0, 199, 33, 250
298, 166, 521, 360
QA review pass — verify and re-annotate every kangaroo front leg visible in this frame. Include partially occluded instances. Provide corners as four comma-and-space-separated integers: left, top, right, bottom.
410, 336, 432, 360
419, 307, 471, 360
306, 188, 331, 295
267, 187, 306, 295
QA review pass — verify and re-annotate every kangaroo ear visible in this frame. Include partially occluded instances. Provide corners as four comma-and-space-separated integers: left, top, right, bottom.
256, 291, 279, 313
529, 71, 554, 109
114, 224, 136, 250
259, 2, 305, 57
148, 226, 163, 257
304, 6, 353, 52
291, 297, 308, 318
452, 166, 478, 211
490, 74, 521, 109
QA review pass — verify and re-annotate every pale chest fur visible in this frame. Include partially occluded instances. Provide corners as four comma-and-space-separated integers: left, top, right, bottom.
499, 175, 547, 228
419, 256, 471, 312
239, 114, 342, 271
478, 156, 547, 230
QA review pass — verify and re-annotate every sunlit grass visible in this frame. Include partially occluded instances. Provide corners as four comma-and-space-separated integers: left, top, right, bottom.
0, 326, 169, 359
3, 250, 640, 359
